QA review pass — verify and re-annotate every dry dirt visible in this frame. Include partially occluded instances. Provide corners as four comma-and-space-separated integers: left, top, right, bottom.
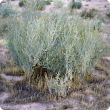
0, 0, 110, 110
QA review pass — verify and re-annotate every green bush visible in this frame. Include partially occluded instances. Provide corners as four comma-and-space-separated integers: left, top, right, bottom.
44, 1, 51, 5
34, 0, 46, 10
53, 0, 64, 8
104, 5, 107, 8
81, 9, 95, 19
92, 8, 99, 12
106, 12, 110, 17
6, 8, 110, 97
69, 1, 82, 9
0, 21, 8, 34
0, 18, 16, 36
85, 4, 89, 6
20, 0, 46, 11
19, 0, 26, 7
0, 5, 18, 18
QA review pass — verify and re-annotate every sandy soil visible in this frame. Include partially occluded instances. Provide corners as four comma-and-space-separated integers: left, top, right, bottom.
0, 0, 110, 110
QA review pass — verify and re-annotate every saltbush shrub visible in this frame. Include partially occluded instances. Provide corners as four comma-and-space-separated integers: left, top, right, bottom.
34, 0, 46, 10
0, 5, 18, 18
69, 1, 82, 9
53, 0, 64, 8
20, 0, 46, 11
6, 8, 110, 97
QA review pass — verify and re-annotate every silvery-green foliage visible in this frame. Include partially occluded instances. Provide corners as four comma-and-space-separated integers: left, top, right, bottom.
53, 0, 65, 8
46, 72, 69, 96
0, 4, 18, 18
6, 8, 110, 96
23, 0, 46, 11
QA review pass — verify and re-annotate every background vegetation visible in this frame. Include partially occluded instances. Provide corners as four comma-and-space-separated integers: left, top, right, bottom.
53, 0, 64, 8
69, 0, 82, 9
0, 4, 18, 18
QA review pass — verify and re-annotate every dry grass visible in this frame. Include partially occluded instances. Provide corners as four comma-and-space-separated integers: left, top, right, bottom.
2, 61, 25, 76
95, 59, 110, 75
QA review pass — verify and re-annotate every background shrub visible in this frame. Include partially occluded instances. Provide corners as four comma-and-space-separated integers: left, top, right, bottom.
0, 17, 18, 37
80, 9, 95, 19
106, 12, 110, 17
34, 0, 46, 10
104, 5, 107, 8
0, 21, 8, 34
69, 1, 82, 9
85, 4, 89, 6
44, 1, 51, 5
92, 8, 99, 12
53, 0, 64, 8
19, 0, 26, 7
0, 5, 18, 18
6, 8, 110, 97
21, 0, 46, 11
